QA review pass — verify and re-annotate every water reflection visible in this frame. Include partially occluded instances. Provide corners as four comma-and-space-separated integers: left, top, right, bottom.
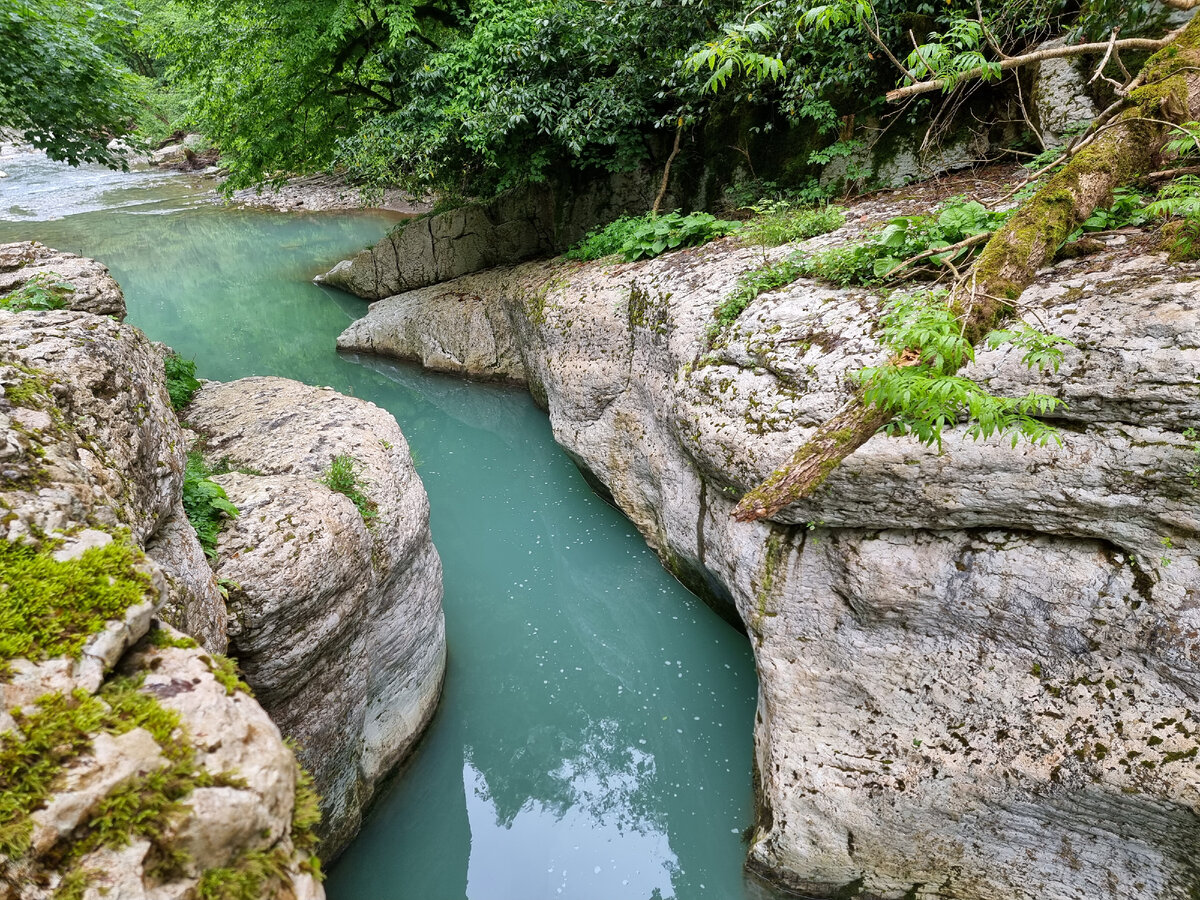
464, 741, 678, 900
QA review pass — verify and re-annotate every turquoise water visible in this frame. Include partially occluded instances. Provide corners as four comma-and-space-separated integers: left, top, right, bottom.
0, 153, 760, 900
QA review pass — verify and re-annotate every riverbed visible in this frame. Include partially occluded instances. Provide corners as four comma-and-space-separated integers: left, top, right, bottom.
0, 151, 760, 900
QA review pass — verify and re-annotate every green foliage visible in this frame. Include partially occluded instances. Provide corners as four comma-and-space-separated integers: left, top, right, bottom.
290, 759, 323, 858
147, 626, 198, 650
1145, 175, 1200, 261
163, 353, 201, 412
855, 290, 1069, 449
566, 211, 740, 262
1185, 427, 1200, 488
0, 536, 150, 664
739, 202, 845, 248
712, 257, 805, 333
799, 197, 1010, 286
321, 454, 377, 524
0, 274, 74, 312
183, 453, 239, 557
0, 691, 107, 857
203, 652, 253, 696
565, 216, 646, 261
156, 0, 738, 195
0, 0, 146, 166
0, 670, 200, 869
1068, 187, 1149, 240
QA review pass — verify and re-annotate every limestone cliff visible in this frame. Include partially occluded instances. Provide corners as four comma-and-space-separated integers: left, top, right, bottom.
337, 180, 1200, 899
0, 252, 321, 899
0, 242, 447, 894
185, 377, 446, 859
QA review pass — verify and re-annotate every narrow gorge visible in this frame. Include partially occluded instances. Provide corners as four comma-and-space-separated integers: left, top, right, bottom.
330, 169, 1200, 899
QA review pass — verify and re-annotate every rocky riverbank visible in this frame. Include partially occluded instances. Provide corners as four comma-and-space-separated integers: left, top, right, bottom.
0, 242, 446, 895
333, 178, 1200, 899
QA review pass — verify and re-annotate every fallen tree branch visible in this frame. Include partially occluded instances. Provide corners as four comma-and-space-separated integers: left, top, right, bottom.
733, 21, 1200, 523
885, 34, 1176, 102
881, 231, 992, 279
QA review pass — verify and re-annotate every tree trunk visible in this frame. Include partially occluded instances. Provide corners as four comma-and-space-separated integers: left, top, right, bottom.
732, 20, 1200, 524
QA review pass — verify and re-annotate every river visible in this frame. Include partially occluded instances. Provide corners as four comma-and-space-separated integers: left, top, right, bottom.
0, 151, 760, 900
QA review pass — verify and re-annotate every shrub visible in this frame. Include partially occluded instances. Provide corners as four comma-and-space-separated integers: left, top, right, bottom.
565, 211, 740, 262
798, 197, 1010, 286
164, 353, 201, 412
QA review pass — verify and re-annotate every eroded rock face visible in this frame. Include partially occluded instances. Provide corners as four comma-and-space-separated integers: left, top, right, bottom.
186, 377, 446, 859
340, 191, 1200, 898
316, 173, 659, 300
0, 306, 319, 899
0, 242, 125, 319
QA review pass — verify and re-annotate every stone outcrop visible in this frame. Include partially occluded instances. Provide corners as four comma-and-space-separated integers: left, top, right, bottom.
1031, 40, 1100, 146
186, 377, 446, 859
338, 179, 1200, 899
0, 242, 125, 319
316, 172, 660, 300
0, 301, 321, 899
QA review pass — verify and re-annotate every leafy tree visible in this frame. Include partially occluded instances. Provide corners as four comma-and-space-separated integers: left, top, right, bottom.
0, 0, 145, 166
155, 0, 743, 195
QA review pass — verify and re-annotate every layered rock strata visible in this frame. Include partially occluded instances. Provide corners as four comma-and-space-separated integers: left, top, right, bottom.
338, 202, 1200, 899
186, 377, 446, 858
316, 173, 661, 300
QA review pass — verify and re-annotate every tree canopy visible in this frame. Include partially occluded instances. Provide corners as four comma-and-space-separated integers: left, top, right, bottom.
0, 0, 146, 166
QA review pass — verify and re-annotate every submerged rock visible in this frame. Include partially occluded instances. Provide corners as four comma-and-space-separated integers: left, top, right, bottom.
186, 377, 446, 859
339, 184, 1200, 899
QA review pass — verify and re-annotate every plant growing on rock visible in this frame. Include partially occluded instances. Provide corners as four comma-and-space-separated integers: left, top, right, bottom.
566, 211, 740, 262
183, 453, 239, 557
164, 353, 202, 412
320, 454, 378, 525
798, 197, 1012, 287
738, 201, 845, 249
0, 273, 74, 312
697, 3, 1200, 522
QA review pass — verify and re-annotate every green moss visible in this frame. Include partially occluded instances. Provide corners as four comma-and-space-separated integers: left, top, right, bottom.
202, 653, 254, 697
291, 766, 321, 851
0, 536, 151, 665
5, 370, 53, 409
0, 691, 109, 857
147, 626, 199, 651
14, 671, 245, 892
198, 847, 292, 900
52, 868, 91, 900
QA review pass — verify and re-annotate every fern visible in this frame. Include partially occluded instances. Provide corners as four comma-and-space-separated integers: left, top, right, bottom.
182, 453, 239, 557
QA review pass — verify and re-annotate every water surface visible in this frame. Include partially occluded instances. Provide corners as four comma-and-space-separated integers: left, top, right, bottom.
0, 153, 759, 900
